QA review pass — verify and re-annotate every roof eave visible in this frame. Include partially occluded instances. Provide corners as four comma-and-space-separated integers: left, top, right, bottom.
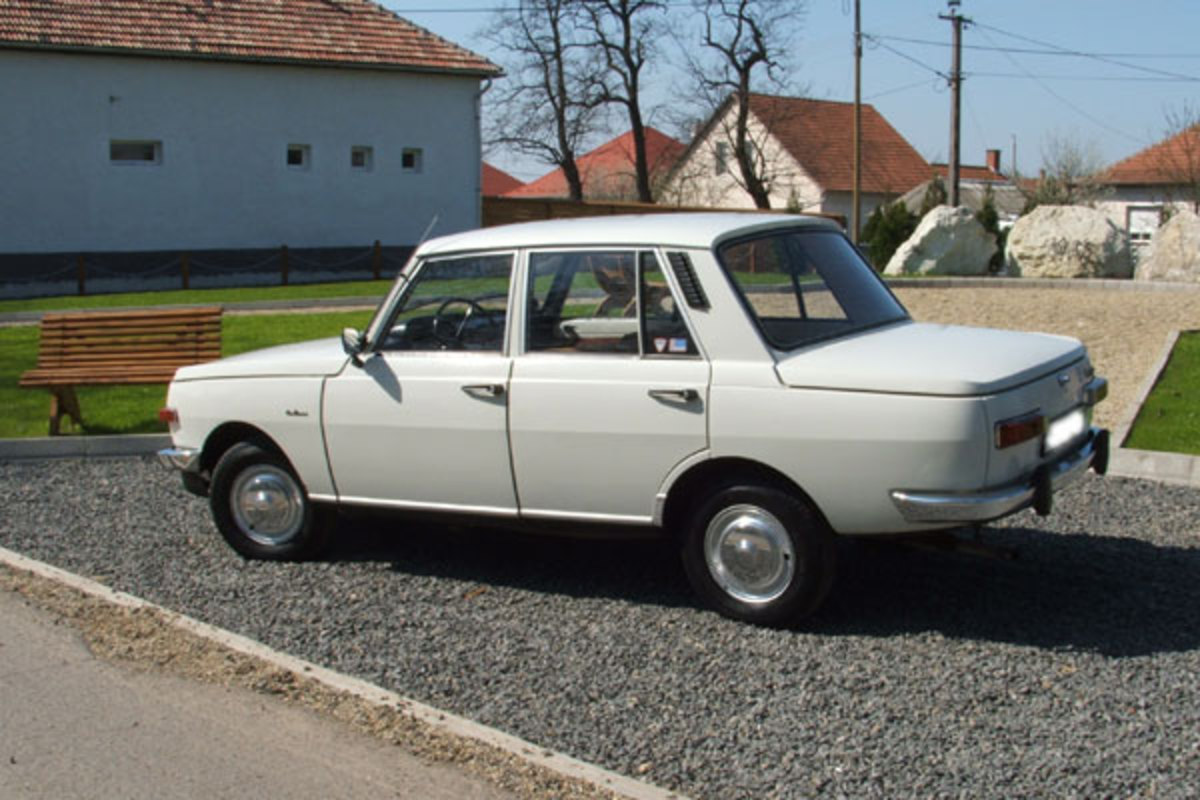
0, 40, 503, 77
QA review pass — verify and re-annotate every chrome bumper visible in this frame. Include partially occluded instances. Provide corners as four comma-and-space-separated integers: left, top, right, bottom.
157, 446, 201, 473
890, 427, 1110, 524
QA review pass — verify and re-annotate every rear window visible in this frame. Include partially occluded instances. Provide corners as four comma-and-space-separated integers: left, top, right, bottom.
717, 228, 908, 350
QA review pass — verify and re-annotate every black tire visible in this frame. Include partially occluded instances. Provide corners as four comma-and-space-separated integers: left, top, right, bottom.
681, 484, 835, 627
209, 442, 331, 560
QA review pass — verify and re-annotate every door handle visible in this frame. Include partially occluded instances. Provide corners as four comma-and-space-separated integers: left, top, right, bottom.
648, 388, 700, 403
462, 383, 506, 398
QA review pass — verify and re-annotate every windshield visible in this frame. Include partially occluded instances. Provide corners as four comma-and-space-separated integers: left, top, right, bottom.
717, 228, 908, 350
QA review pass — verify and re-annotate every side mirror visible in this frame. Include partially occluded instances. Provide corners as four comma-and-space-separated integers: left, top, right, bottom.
341, 328, 367, 366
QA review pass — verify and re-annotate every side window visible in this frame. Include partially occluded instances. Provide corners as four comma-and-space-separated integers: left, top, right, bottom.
379, 254, 512, 352
527, 251, 640, 354
525, 250, 697, 357
641, 252, 697, 356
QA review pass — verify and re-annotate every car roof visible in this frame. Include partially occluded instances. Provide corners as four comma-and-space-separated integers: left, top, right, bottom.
416, 212, 840, 257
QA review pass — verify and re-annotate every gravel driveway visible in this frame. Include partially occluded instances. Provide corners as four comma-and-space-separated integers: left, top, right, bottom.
1, 457, 1198, 799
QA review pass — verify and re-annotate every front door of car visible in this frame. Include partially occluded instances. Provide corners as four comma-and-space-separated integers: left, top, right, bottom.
322, 253, 518, 515
508, 250, 710, 523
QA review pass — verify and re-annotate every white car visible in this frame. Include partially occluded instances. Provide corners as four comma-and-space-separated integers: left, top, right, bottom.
160, 213, 1109, 625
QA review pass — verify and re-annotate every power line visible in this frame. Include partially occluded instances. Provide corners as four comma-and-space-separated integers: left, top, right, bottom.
869, 34, 1200, 60
972, 21, 1200, 83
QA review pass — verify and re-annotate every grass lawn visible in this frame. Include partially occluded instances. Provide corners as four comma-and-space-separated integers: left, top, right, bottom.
0, 279, 391, 314
0, 310, 372, 439
1123, 331, 1200, 456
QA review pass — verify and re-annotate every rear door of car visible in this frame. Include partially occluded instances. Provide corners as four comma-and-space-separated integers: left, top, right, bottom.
508, 249, 710, 524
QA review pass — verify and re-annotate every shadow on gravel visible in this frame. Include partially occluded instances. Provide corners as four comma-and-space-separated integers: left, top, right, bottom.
813, 528, 1200, 658
323, 513, 1200, 658
325, 513, 697, 610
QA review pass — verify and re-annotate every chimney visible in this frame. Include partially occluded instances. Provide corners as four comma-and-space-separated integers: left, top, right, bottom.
986, 148, 1002, 174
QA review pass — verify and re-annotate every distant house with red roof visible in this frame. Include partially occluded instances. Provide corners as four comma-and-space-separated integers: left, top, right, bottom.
0, 0, 499, 288
506, 127, 686, 202
482, 163, 524, 196
661, 94, 930, 228
1098, 125, 1200, 249
900, 149, 1027, 226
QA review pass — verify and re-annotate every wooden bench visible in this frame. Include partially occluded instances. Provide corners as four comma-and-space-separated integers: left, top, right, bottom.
19, 307, 222, 435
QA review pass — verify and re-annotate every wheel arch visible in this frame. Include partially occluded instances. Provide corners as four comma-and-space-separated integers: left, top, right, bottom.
661, 457, 831, 540
199, 422, 288, 476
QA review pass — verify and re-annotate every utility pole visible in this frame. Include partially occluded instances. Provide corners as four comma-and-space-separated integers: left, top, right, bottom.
851, 0, 862, 243
939, 0, 970, 207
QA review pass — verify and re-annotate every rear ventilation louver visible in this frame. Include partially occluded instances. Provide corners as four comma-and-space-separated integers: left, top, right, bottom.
667, 252, 709, 310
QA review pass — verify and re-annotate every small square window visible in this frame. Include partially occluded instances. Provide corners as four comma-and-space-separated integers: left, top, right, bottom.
401, 147, 423, 173
287, 144, 311, 170
351, 146, 373, 171
110, 140, 161, 164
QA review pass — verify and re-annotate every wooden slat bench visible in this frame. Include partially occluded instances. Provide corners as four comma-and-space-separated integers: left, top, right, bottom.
19, 306, 222, 435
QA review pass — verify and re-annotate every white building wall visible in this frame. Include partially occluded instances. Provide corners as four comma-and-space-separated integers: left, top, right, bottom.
0, 49, 483, 254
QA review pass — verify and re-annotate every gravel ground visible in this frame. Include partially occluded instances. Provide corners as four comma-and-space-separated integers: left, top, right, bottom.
2, 456, 1198, 799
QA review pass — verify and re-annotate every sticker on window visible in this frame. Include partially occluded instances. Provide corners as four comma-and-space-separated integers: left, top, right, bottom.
669, 338, 690, 353
654, 337, 668, 353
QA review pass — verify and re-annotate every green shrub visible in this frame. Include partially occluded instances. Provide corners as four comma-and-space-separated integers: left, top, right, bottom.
861, 201, 918, 270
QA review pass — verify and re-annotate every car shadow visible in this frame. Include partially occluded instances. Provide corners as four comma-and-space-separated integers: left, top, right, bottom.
323, 513, 1200, 658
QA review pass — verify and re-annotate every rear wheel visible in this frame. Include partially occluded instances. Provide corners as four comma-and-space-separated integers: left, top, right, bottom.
681, 485, 835, 627
209, 443, 330, 560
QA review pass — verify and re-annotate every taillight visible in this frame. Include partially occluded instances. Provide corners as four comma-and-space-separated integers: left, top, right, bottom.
158, 407, 178, 424
995, 411, 1045, 449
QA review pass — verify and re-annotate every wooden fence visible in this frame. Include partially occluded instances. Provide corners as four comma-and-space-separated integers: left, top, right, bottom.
482, 196, 846, 229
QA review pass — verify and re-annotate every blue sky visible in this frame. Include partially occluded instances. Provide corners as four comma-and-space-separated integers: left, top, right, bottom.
386, 1, 1200, 182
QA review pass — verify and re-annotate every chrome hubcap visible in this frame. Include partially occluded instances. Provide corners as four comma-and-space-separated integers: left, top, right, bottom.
704, 504, 795, 604
230, 466, 304, 546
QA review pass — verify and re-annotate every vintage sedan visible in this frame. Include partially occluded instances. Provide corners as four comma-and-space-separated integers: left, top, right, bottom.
159, 213, 1109, 626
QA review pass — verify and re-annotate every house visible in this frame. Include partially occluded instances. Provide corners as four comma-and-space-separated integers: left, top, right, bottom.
900, 149, 1027, 227
1098, 125, 1200, 251
506, 127, 686, 201
0, 0, 499, 291
661, 94, 930, 227
483, 162, 524, 196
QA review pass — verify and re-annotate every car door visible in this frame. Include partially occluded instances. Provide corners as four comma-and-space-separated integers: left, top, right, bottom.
322, 252, 518, 515
508, 250, 710, 523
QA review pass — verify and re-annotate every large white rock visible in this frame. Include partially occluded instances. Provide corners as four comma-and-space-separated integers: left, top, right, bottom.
883, 205, 997, 276
1136, 209, 1200, 283
1005, 205, 1132, 278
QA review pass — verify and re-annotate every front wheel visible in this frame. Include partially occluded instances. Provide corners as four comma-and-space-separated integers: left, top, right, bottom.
681, 485, 835, 627
209, 443, 330, 560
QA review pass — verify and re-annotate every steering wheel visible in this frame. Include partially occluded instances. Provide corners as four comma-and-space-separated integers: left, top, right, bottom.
431, 297, 496, 348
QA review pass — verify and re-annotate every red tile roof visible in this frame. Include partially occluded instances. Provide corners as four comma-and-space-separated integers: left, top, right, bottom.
506, 127, 686, 199
931, 163, 1008, 183
482, 162, 523, 196
1104, 125, 1200, 185
0, 0, 499, 75
747, 94, 930, 194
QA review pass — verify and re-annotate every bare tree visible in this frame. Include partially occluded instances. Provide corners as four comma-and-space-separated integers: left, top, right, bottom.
1158, 103, 1200, 213
679, 0, 802, 209
579, 0, 667, 203
1021, 132, 1109, 212
483, 0, 603, 201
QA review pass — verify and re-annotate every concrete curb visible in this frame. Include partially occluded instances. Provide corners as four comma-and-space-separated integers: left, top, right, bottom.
1109, 448, 1200, 487
0, 434, 169, 460
0, 546, 688, 800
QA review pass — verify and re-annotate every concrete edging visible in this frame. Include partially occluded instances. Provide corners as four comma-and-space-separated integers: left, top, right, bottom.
0, 546, 688, 800
0, 434, 170, 460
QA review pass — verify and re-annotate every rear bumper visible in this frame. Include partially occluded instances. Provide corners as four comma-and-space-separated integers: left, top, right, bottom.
890, 427, 1109, 524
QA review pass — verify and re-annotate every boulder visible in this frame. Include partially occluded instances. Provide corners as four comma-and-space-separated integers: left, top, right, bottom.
883, 205, 997, 276
1136, 209, 1200, 283
1005, 205, 1132, 278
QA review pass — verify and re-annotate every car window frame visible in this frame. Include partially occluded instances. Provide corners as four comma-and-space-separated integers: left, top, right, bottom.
366, 249, 520, 356
517, 246, 705, 360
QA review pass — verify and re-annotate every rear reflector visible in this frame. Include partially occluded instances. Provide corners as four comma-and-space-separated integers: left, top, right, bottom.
995, 412, 1045, 449
157, 407, 178, 424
